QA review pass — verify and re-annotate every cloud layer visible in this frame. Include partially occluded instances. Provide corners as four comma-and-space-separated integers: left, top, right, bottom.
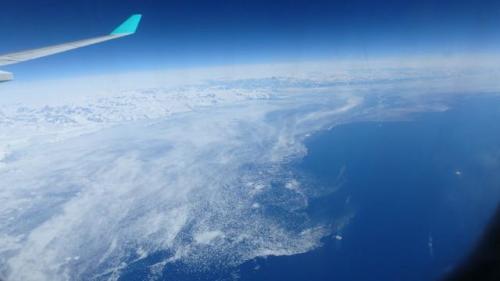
1, 58, 500, 280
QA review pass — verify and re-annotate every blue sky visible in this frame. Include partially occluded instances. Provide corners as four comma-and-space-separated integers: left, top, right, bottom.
2, 0, 500, 80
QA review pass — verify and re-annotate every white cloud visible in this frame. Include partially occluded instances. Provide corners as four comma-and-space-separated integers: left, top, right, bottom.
0, 90, 360, 280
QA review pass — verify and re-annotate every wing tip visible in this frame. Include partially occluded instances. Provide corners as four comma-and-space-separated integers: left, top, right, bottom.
111, 14, 142, 35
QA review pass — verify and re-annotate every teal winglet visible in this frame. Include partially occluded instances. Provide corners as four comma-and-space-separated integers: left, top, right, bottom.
111, 14, 142, 35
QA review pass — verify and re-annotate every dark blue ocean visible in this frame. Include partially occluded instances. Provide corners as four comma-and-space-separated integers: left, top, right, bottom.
120, 95, 500, 281
236, 95, 500, 281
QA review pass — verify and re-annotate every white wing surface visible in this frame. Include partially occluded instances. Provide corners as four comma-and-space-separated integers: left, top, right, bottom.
0, 14, 141, 82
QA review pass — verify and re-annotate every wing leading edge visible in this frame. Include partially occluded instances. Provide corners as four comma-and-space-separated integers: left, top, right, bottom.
0, 14, 141, 82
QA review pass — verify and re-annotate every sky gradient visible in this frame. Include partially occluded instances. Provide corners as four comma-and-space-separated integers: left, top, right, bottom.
1, 0, 500, 80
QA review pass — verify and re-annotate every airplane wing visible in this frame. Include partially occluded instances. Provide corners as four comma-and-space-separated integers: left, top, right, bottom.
0, 14, 141, 82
